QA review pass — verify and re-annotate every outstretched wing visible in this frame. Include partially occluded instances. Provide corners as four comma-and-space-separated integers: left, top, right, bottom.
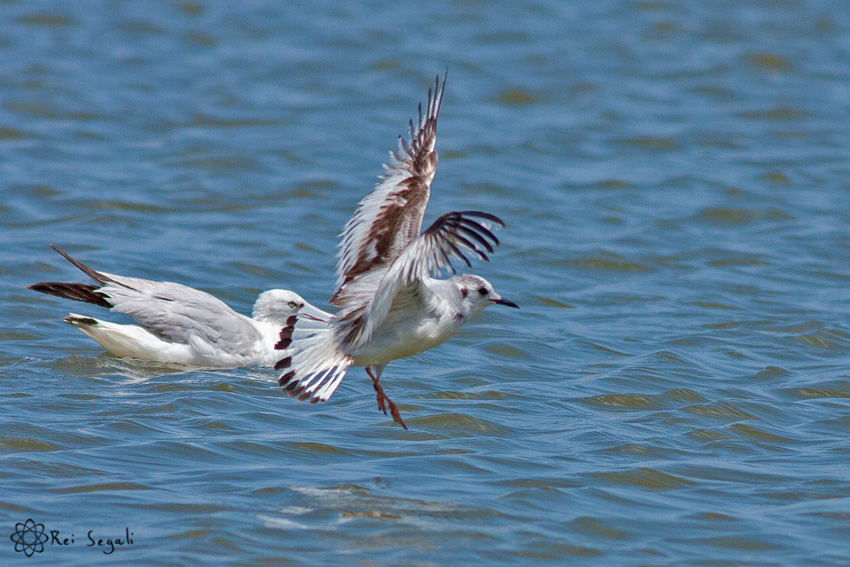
338, 211, 504, 349
332, 72, 447, 307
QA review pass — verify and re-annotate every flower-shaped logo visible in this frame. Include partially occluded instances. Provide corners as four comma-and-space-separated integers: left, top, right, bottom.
10, 519, 48, 557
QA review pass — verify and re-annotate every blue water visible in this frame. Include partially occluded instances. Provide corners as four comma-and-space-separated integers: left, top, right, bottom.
2, 1, 850, 565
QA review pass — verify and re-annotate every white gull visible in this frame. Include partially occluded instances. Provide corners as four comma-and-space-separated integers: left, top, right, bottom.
274, 72, 518, 428
29, 244, 331, 367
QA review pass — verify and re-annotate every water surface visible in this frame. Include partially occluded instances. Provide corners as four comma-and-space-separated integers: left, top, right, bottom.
2, 1, 850, 565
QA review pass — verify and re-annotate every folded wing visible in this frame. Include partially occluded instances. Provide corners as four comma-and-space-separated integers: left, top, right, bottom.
30, 245, 263, 351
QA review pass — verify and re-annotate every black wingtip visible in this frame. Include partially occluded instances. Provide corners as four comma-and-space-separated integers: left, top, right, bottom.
456, 216, 501, 247
284, 381, 305, 398
27, 281, 113, 308
456, 224, 495, 254
458, 210, 506, 228
444, 239, 472, 268
274, 316, 297, 350
278, 370, 296, 387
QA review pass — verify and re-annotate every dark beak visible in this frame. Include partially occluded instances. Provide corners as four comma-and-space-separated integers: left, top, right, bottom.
492, 297, 519, 309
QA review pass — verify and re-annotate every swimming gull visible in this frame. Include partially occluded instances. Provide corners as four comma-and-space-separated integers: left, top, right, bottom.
29, 244, 331, 367
274, 72, 518, 428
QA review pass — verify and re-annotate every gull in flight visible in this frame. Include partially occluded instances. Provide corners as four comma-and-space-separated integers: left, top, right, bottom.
274, 72, 518, 428
28, 244, 331, 367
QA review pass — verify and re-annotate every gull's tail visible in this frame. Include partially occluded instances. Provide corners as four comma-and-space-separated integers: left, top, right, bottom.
273, 315, 353, 403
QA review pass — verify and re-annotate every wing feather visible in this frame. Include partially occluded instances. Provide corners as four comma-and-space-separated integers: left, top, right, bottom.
274, 317, 353, 403
338, 211, 504, 348
100, 281, 262, 348
332, 72, 447, 307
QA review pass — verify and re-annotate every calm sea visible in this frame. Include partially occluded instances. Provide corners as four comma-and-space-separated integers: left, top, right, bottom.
2, 1, 849, 565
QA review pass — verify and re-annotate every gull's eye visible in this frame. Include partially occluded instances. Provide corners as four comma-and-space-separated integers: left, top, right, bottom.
287, 301, 298, 309
478, 286, 488, 296
461, 288, 468, 298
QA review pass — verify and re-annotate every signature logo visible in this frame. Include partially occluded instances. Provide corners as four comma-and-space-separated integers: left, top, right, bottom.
10, 519, 48, 557
10, 519, 134, 556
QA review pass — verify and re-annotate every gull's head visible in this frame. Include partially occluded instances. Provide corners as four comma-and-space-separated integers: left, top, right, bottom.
453, 274, 519, 315
252, 289, 307, 324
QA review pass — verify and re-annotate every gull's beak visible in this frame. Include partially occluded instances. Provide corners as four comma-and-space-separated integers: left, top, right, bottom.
491, 296, 519, 309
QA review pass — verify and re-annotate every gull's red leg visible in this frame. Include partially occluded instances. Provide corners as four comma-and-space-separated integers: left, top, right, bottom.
365, 367, 407, 430
366, 367, 386, 414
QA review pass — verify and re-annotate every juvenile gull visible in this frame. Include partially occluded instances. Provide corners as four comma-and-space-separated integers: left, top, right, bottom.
275, 72, 518, 428
29, 244, 331, 367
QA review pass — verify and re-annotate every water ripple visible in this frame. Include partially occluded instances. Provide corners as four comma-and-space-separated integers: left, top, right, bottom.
3, 1, 850, 564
